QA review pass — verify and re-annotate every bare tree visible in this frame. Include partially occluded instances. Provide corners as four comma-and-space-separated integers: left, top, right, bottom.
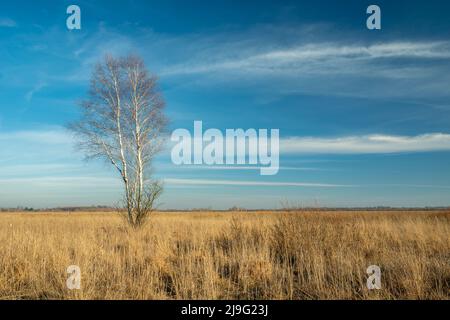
70, 54, 167, 228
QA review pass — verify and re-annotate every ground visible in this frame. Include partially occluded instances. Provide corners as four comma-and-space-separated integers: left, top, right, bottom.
0, 210, 448, 299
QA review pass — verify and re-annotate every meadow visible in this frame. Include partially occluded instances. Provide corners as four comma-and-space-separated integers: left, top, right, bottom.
0, 210, 448, 299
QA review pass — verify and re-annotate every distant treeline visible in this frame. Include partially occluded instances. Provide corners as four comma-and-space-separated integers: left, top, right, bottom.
0, 206, 113, 212
0, 206, 449, 213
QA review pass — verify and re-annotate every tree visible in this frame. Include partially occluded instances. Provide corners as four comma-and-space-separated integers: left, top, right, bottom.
70, 54, 167, 228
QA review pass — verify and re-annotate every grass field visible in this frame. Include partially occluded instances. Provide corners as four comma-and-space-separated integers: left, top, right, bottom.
0, 210, 448, 300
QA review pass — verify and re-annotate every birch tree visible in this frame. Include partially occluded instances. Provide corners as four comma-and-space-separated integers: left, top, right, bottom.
70, 54, 167, 228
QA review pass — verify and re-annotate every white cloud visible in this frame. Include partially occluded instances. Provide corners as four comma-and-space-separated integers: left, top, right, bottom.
0, 163, 92, 178
0, 128, 79, 170
25, 82, 47, 101
172, 165, 321, 171
2, 21, 449, 101
0, 127, 73, 145
261, 42, 450, 60
3, 129, 450, 163
2, 128, 450, 207
0, 176, 119, 188
164, 178, 351, 188
166, 130, 450, 156
157, 38, 450, 99
281, 133, 450, 154
195, 166, 267, 170
162, 41, 450, 77
164, 179, 450, 192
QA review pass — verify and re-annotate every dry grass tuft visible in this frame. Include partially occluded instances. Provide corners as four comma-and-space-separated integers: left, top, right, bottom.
0, 210, 448, 299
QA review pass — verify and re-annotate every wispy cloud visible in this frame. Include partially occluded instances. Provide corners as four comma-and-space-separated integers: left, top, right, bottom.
162, 41, 450, 78
0, 176, 119, 188
281, 133, 450, 154
3, 129, 450, 160
154, 36, 450, 100
167, 131, 450, 156
0, 127, 78, 167
0, 128, 73, 145
165, 179, 450, 190
25, 81, 47, 102
2, 21, 450, 101
164, 178, 351, 188
172, 165, 323, 171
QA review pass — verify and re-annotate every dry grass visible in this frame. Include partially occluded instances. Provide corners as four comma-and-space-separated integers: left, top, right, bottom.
0, 210, 448, 300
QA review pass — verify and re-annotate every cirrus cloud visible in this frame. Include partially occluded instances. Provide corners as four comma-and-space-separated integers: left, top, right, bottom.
281, 133, 450, 154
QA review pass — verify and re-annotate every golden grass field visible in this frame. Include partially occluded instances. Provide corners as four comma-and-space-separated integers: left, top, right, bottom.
0, 210, 448, 300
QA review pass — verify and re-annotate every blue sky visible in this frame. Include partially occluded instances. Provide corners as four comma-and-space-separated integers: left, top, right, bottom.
1, 0, 450, 209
